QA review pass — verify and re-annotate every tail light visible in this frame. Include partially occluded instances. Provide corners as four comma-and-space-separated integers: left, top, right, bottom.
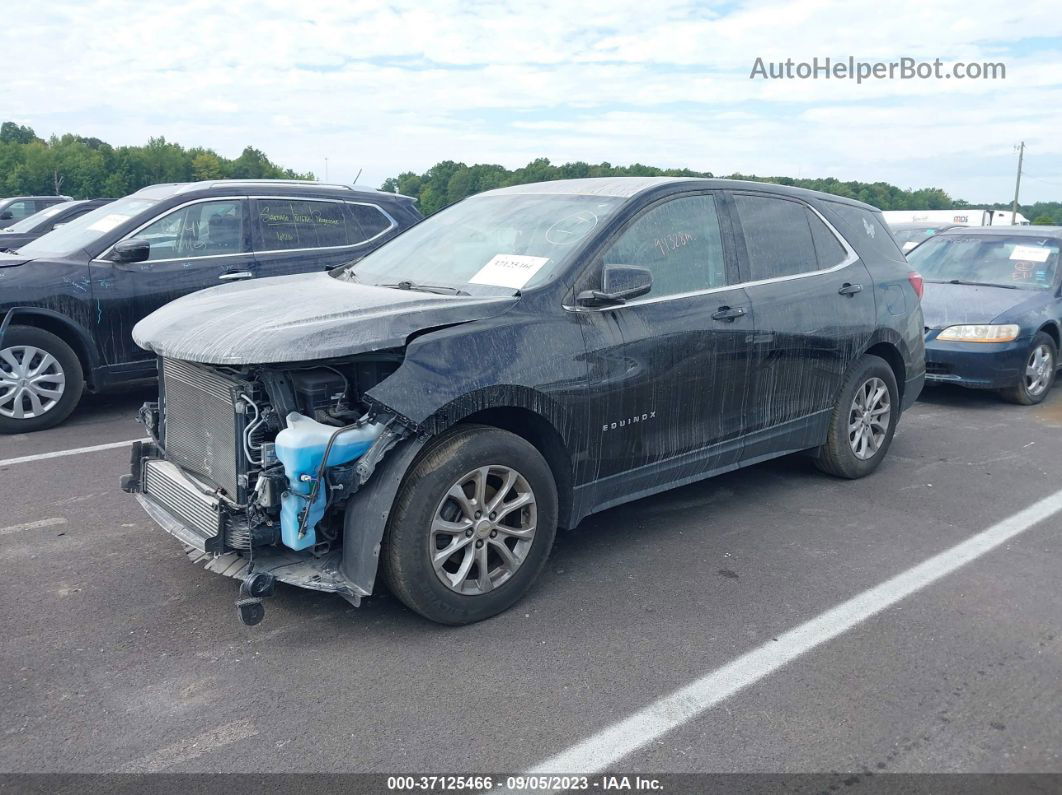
908, 271, 924, 299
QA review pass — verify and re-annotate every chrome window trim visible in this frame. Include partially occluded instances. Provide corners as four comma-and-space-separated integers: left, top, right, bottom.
95, 194, 397, 264
564, 199, 859, 313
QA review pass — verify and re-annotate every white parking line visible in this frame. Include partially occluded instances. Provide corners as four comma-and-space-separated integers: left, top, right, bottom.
519, 488, 1062, 781
0, 438, 147, 468
0, 517, 67, 536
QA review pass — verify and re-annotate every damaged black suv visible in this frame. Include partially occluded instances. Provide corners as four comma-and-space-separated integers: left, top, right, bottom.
125, 177, 925, 625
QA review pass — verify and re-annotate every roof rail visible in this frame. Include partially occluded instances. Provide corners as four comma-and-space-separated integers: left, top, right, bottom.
204, 179, 356, 191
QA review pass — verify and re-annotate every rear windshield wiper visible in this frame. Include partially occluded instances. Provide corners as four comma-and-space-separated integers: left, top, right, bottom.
376, 280, 470, 296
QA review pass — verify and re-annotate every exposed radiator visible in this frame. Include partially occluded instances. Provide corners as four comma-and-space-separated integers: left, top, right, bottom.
161, 358, 241, 497
142, 459, 222, 547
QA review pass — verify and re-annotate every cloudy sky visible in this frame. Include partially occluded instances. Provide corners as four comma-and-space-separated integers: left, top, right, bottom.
4, 0, 1062, 203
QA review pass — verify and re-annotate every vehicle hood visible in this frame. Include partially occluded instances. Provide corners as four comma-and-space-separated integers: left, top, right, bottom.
921, 282, 1046, 329
133, 272, 519, 365
0, 251, 33, 267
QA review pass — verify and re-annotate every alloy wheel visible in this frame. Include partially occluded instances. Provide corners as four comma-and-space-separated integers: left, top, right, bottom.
1024, 344, 1054, 397
429, 465, 538, 595
848, 376, 891, 460
0, 345, 66, 420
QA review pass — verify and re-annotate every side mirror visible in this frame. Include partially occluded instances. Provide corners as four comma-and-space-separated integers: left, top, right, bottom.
110, 238, 150, 264
0, 211, 12, 221
576, 264, 653, 307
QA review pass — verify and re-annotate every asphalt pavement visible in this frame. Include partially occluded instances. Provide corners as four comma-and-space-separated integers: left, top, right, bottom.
0, 383, 1059, 781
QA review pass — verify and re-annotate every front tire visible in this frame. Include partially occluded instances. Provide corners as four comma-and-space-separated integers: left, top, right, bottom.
0, 325, 85, 434
382, 424, 558, 625
814, 355, 899, 479
1000, 332, 1056, 405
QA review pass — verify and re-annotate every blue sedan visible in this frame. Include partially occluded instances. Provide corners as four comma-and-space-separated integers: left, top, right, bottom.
907, 226, 1062, 404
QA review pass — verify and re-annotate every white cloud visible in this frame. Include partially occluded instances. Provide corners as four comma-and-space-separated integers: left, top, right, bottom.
1, 0, 1060, 202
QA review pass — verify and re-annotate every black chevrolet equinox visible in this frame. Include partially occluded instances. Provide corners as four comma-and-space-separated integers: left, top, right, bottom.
0, 179, 421, 432
124, 177, 926, 625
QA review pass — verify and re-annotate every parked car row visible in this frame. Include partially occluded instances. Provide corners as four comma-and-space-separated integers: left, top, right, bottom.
2, 176, 1059, 626
0, 179, 422, 432
0, 198, 116, 251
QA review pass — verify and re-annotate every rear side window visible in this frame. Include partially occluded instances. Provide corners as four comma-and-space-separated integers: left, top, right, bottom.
347, 203, 392, 242
602, 194, 727, 298
827, 203, 906, 263
807, 210, 848, 269
734, 194, 819, 281
257, 199, 392, 251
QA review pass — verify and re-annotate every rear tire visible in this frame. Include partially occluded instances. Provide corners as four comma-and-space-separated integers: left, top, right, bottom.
814, 355, 899, 479
382, 424, 558, 625
0, 325, 84, 434
1000, 332, 1056, 405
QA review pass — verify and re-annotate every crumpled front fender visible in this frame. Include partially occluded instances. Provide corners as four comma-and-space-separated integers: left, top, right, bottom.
340, 434, 428, 594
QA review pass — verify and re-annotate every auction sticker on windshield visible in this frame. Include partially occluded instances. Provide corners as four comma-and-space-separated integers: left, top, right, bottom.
1010, 244, 1052, 262
469, 254, 550, 289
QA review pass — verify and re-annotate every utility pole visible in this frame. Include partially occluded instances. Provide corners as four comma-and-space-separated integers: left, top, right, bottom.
1011, 141, 1024, 225
324, 157, 329, 181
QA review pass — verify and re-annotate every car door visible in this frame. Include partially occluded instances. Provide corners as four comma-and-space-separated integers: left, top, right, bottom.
249, 197, 397, 277
728, 191, 876, 459
573, 191, 755, 510
92, 197, 254, 367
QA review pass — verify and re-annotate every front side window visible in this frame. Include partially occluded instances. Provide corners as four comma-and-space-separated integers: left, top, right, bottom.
1, 200, 33, 222
601, 194, 727, 298
4, 201, 73, 233
734, 194, 820, 281
134, 200, 245, 261
908, 235, 1060, 290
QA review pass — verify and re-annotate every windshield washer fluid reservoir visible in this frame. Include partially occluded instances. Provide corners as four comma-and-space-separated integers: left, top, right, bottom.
274, 412, 384, 550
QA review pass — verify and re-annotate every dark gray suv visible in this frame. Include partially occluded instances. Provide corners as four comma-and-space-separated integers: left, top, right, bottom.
124, 177, 926, 626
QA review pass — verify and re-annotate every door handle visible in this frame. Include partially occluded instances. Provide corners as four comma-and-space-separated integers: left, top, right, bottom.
838, 282, 863, 296
219, 271, 254, 281
711, 305, 747, 322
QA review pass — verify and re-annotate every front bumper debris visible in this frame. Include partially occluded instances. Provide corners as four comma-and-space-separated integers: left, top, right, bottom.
129, 448, 368, 609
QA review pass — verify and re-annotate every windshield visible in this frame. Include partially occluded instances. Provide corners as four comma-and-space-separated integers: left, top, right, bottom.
343, 193, 624, 294
907, 234, 1060, 290
16, 196, 160, 258
3, 201, 76, 233
892, 227, 941, 250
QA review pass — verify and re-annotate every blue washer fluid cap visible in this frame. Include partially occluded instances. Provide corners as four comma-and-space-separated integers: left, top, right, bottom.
274, 412, 385, 551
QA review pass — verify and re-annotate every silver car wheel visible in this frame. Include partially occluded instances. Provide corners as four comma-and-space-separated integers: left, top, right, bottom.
848, 376, 891, 461
0, 345, 67, 420
1024, 344, 1053, 397
429, 465, 537, 595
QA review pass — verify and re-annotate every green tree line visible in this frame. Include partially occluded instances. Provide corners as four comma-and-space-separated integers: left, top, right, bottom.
0, 121, 312, 199
4, 121, 1059, 224
382, 157, 1062, 224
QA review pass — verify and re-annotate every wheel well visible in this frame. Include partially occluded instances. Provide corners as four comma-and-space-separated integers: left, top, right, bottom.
458, 406, 575, 529
865, 342, 905, 400
1037, 323, 1060, 349
2, 313, 96, 390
